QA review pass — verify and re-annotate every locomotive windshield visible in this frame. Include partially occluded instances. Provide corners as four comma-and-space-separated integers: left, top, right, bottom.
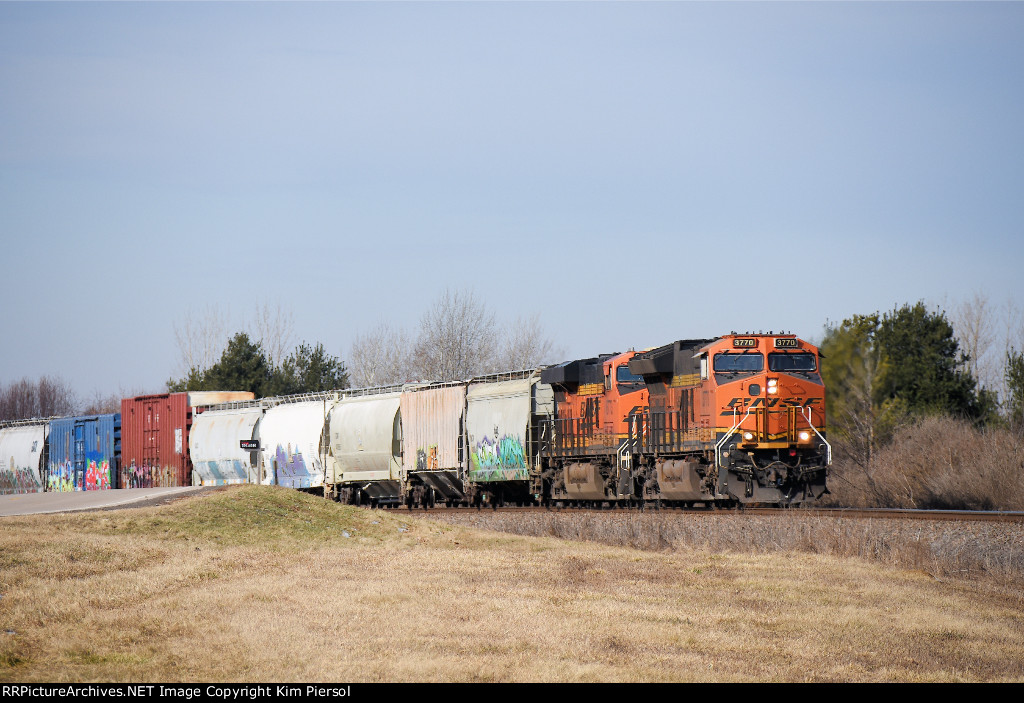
616, 365, 645, 393
768, 352, 817, 372
713, 352, 764, 373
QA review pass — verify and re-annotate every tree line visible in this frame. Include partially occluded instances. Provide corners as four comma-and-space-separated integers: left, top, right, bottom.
1, 291, 561, 421
820, 300, 1024, 510
168, 289, 560, 398
347, 289, 559, 388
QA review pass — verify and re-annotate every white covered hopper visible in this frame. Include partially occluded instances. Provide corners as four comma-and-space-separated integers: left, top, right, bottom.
190, 406, 263, 485
327, 391, 402, 484
0, 422, 48, 495
258, 401, 331, 489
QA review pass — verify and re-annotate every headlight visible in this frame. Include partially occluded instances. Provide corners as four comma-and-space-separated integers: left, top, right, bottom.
767, 378, 778, 394
743, 432, 755, 441
798, 431, 810, 441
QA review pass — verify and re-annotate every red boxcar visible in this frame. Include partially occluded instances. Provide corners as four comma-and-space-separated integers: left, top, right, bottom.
120, 393, 193, 488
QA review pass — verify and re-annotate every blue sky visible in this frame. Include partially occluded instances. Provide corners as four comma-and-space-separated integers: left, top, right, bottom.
2, 2, 1022, 398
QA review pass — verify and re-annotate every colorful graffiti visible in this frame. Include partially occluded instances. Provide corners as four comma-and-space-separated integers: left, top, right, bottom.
195, 459, 250, 486
49, 456, 113, 492
415, 445, 439, 471
0, 465, 43, 495
274, 444, 314, 488
122, 461, 179, 488
85, 458, 112, 490
48, 460, 76, 492
470, 433, 528, 482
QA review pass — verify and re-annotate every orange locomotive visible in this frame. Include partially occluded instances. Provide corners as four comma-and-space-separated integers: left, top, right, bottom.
540, 334, 830, 506
540, 350, 649, 502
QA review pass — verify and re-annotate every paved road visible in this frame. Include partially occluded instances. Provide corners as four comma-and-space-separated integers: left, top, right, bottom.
0, 486, 217, 517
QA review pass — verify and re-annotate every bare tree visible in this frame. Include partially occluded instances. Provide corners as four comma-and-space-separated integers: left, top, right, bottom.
248, 301, 296, 368
497, 313, 561, 371
348, 291, 560, 386
81, 389, 124, 416
0, 378, 36, 421
172, 303, 232, 377
348, 321, 412, 388
1003, 298, 1024, 360
36, 376, 78, 417
950, 292, 999, 395
830, 346, 913, 506
0, 376, 78, 421
411, 289, 499, 381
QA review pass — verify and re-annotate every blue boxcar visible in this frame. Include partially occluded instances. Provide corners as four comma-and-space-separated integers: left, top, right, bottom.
47, 414, 121, 491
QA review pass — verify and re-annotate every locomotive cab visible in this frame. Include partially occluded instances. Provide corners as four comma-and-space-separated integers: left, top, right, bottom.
708, 334, 830, 503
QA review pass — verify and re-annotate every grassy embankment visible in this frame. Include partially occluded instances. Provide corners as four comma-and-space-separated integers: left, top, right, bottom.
1, 485, 1022, 682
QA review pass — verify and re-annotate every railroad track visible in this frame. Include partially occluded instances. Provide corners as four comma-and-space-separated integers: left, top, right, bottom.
764, 506, 1024, 522
394, 503, 1024, 523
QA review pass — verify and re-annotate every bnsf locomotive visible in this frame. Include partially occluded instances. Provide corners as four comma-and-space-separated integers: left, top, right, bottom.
541, 333, 829, 507
1, 333, 829, 507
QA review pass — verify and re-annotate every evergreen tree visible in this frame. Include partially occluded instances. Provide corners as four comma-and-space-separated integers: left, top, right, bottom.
1006, 347, 1024, 432
875, 302, 987, 420
822, 302, 994, 438
271, 342, 349, 395
204, 333, 273, 397
168, 334, 348, 399
167, 332, 273, 398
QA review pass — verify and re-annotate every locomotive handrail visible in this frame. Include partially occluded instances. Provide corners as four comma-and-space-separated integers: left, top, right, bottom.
616, 438, 632, 473
714, 405, 755, 469
801, 406, 832, 465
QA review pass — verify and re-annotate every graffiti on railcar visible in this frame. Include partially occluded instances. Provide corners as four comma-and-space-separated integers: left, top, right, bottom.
0, 463, 43, 495
196, 459, 249, 485
274, 443, 313, 488
85, 458, 113, 490
470, 432, 528, 482
415, 445, 439, 472
122, 461, 178, 488
49, 459, 76, 492
48, 455, 112, 491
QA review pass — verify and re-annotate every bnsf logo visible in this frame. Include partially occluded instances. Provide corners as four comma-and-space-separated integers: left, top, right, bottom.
723, 397, 821, 411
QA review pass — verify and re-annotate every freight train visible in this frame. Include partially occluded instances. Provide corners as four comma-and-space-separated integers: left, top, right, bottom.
0, 333, 830, 507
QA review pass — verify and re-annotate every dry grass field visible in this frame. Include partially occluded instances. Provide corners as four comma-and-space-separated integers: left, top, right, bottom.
1, 485, 1023, 683
425, 508, 1024, 583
